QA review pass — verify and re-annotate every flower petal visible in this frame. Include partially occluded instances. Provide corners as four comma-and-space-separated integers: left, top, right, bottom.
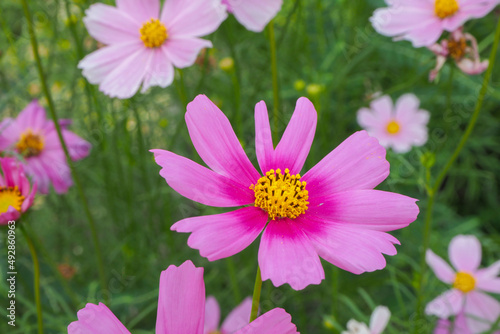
116, 0, 160, 24
204, 296, 220, 334
476, 278, 500, 294
425, 289, 464, 319
83, 4, 139, 45
68, 303, 130, 334
426, 249, 456, 284
227, 0, 283, 32
185, 95, 261, 188
156, 261, 205, 334
254, 101, 274, 174
259, 218, 324, 290
221, 297, 253, 333
171, 207, 267, 261
151, 149, 254, 207
369, 306, 391, 334
449, 235, 482, 273
464, 291, 500, 333
475, 260, 500, 280
16, 100, 47, 131
234, 308, 299, 334
141, 47, 175, 93
163, 37, 212, 68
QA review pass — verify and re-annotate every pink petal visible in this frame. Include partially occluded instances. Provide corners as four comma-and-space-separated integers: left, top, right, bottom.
0, 118, 17, 150
394, 94, 422, 122
405, 20, 445, 47
425, 289, 464, 319
475, 260, 500, 280
369, 306, 391, 334
16, 100, 47, 131
259, 218, 324, 290
204, 296, 220, 334
449, 235, 482, 273
227, 0, 283, 32
68, 303, 130, 334
185, 95, 261, 189
370, 95, 393, 121
303, 131, 390, 197
161, 0, 227, 37
163, 37, 212, 68
426, 249, 456, 284
171, 207, 268, 261
234, 308, 299, 334
272, 97, 317, 175
141, 47, 175, 93
83, 4, 139, 45
151, 149, 255, 207
254, 101, 274, 174
476, 278, 500, 294
61, 130, 91, 161
156, 261, 205, 334
221, 297, 253, 334
464, 291, 500, 333
308, 189, 419, 232
357, 107, 381, 129
116, 0, 160, 25
456, 58, 489, 76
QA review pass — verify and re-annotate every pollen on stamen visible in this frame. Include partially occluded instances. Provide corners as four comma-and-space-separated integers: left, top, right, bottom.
16, 130, 44, 157
0, 186, 25, 214
140, 19, 168, 48
435, 0, 459, 19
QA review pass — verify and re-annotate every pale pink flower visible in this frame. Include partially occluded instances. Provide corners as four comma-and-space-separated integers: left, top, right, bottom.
426, 235, 500, 333
434, 312, 500, 334
0, 101, 91, 194
429, 28, 489, 81
371, 0, 500, 47
204, 296, 252, 334
222, 0, 283, 32
68, 261, 298, 334
151, 95, 419, 290
78, 0, 227, 99
0, 158, 37, 224
342, 306, 391, 334
357, 94, 430, 154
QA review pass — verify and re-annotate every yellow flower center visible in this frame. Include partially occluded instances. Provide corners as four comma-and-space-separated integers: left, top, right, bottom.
0, 186, 24, 214
386, 120, 400, 134
250, 168, 309, 220
140, 19, 168, 48
453, 272, 475, 293
16, 130, 44, 157
448, 37, 467, 60
435, 0, 460, 19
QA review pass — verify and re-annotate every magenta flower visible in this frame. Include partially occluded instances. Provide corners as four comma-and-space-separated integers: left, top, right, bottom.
68, 261, 298, 334
370, 0, 499, 47
357, 94, 430, 154
0, 101, 91, 194
222, 0, 283, 32
204, 296, 252, 334
0, 158, 37, 224
151, 95, 419, 290
426, 235, 500, 333
78, 0, 227, 99
342, 306, 391, 334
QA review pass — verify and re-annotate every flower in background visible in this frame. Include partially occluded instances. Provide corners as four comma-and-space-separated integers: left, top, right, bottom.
204, 296, 252, 334
0, 100, 91, 194
79, 0, 227, 99
152, 95, 419, 290
371, 0, 499, 47
342, 306, 391, 334
0, 158, 37, 224
222, 0, 282, 32
68, 261, 298, 334
426, 235, 500, 333
357, 94, 430, 154
429, 28, 489, 81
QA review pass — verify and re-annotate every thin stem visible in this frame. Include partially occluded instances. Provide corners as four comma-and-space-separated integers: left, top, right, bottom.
225, 257, 242, 303
21, 0, 108, 303
268, 20, 280, 142
249, 266, 263, 322
20, 225, 44, 334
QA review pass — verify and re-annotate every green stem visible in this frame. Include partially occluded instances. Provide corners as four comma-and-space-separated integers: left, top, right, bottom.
249, 266, 263, 322
268, 20, 280, 142
20, 225, 44, 334
225, 257, 242, 303
21, 0, 108, 303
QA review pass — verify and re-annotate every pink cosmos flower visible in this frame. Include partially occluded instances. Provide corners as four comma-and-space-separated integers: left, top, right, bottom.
151, 95, 419, 290
357, 94, 430, 154
370, 0, 500, 47
222, 0, 283, 32
78, 0, 227, 99
434, 312, 500, 334
0, 158, 37, 224
204, 296, 252, 334
342, 306, 391, 334
428, 28, 489, 81
68, 261, 298, 334
426, 235, 500, 333
0, 101, 91, 194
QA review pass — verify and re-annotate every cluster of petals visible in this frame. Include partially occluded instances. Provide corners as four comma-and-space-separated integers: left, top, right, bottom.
68, 261, 298, 334
428, 28, 489, 81
152, 95, 419, 291
222, 0, 283, 32
204, 296, 252, 334
434, 312, 500, 334
0, 158, 37, 224
426, 235, 500, 333
357, 94, 430, 154
370, 0, 500, 47
342, 306, 391, 334
0, 101, 91, 194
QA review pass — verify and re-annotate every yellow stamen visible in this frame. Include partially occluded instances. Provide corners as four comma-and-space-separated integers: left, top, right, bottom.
453, 272, 475, 293
448, 37, 467, 60
250, 168, 309, 220
140, 19, 168, 48
386, 120, 400, 135
16, 130, 44, 157
435, 0, 459, 19
0, 186, 24, 214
